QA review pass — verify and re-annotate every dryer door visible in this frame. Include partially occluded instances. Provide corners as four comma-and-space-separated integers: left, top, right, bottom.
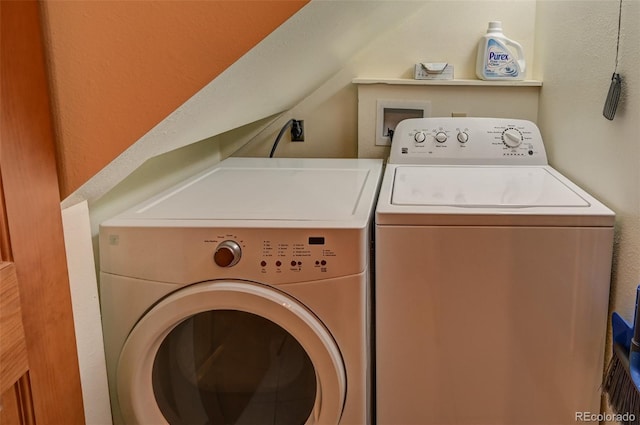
117, 280, 346, 425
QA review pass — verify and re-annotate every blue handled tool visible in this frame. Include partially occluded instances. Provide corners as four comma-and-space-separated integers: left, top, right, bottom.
603, 285, 640, 424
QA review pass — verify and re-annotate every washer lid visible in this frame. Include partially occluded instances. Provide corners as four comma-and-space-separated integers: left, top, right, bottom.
392, 166, 589, 208
376, 165, 615, 227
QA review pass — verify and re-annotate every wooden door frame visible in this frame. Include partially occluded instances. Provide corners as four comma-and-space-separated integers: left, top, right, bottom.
1, 0, 85, 422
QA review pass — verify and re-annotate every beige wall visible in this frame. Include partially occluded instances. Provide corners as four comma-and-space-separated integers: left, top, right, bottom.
237, 0, 538, 158
535, 1, 639, 324
42, 0, 307, 197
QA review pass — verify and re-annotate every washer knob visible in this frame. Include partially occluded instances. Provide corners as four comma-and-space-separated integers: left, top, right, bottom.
457, 132, 469, 143
502, 128, 523, 148
214, 240, 242, 267
435, 132, 447, 143
414, 131, 426, 143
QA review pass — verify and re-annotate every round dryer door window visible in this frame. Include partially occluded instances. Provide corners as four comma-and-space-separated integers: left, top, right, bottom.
117, 281, 346, 425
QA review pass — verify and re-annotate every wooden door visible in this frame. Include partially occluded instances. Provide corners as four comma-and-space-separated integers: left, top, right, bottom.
0, 252, 33, 424
0, 0, 85, 423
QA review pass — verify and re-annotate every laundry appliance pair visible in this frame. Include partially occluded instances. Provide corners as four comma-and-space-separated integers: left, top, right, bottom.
100, 118, 614, 425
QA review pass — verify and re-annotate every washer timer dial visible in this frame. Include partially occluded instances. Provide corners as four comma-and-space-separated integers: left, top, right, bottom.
502, 128, 523, 148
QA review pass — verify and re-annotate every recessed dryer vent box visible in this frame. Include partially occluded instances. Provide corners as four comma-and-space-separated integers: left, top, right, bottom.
376, 99, 431, 146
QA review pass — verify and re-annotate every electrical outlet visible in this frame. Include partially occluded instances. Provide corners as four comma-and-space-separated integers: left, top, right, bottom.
291, 120, 304, 142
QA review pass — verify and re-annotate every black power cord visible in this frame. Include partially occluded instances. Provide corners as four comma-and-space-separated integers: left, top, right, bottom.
269, 119, 302, 158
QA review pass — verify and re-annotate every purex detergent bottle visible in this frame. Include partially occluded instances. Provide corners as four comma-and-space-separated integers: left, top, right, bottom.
476, 21, 526, 80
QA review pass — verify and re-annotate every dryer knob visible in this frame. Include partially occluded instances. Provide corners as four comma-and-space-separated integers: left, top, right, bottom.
214, 240, 242, 267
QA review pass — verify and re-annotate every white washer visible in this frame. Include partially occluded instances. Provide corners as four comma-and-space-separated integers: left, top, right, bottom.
99, 157, 382, 425
375, 118, 615, 425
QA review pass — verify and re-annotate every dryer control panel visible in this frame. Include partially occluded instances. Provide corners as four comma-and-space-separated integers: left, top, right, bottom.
100, 226, 369, 285
204, 229, 359, 281
389, 117, 548, 166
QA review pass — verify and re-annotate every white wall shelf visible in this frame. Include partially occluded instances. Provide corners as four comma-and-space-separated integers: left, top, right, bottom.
352, 78, 542, 87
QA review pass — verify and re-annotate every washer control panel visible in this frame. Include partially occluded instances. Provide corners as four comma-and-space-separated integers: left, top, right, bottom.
390, 117, 548, 165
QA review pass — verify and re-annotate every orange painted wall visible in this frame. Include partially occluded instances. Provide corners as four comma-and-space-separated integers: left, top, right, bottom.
42, 0, 308, 198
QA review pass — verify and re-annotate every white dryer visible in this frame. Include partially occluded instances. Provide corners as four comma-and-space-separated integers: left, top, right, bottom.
375, 118, 615, 425
99, 157, 382, 425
